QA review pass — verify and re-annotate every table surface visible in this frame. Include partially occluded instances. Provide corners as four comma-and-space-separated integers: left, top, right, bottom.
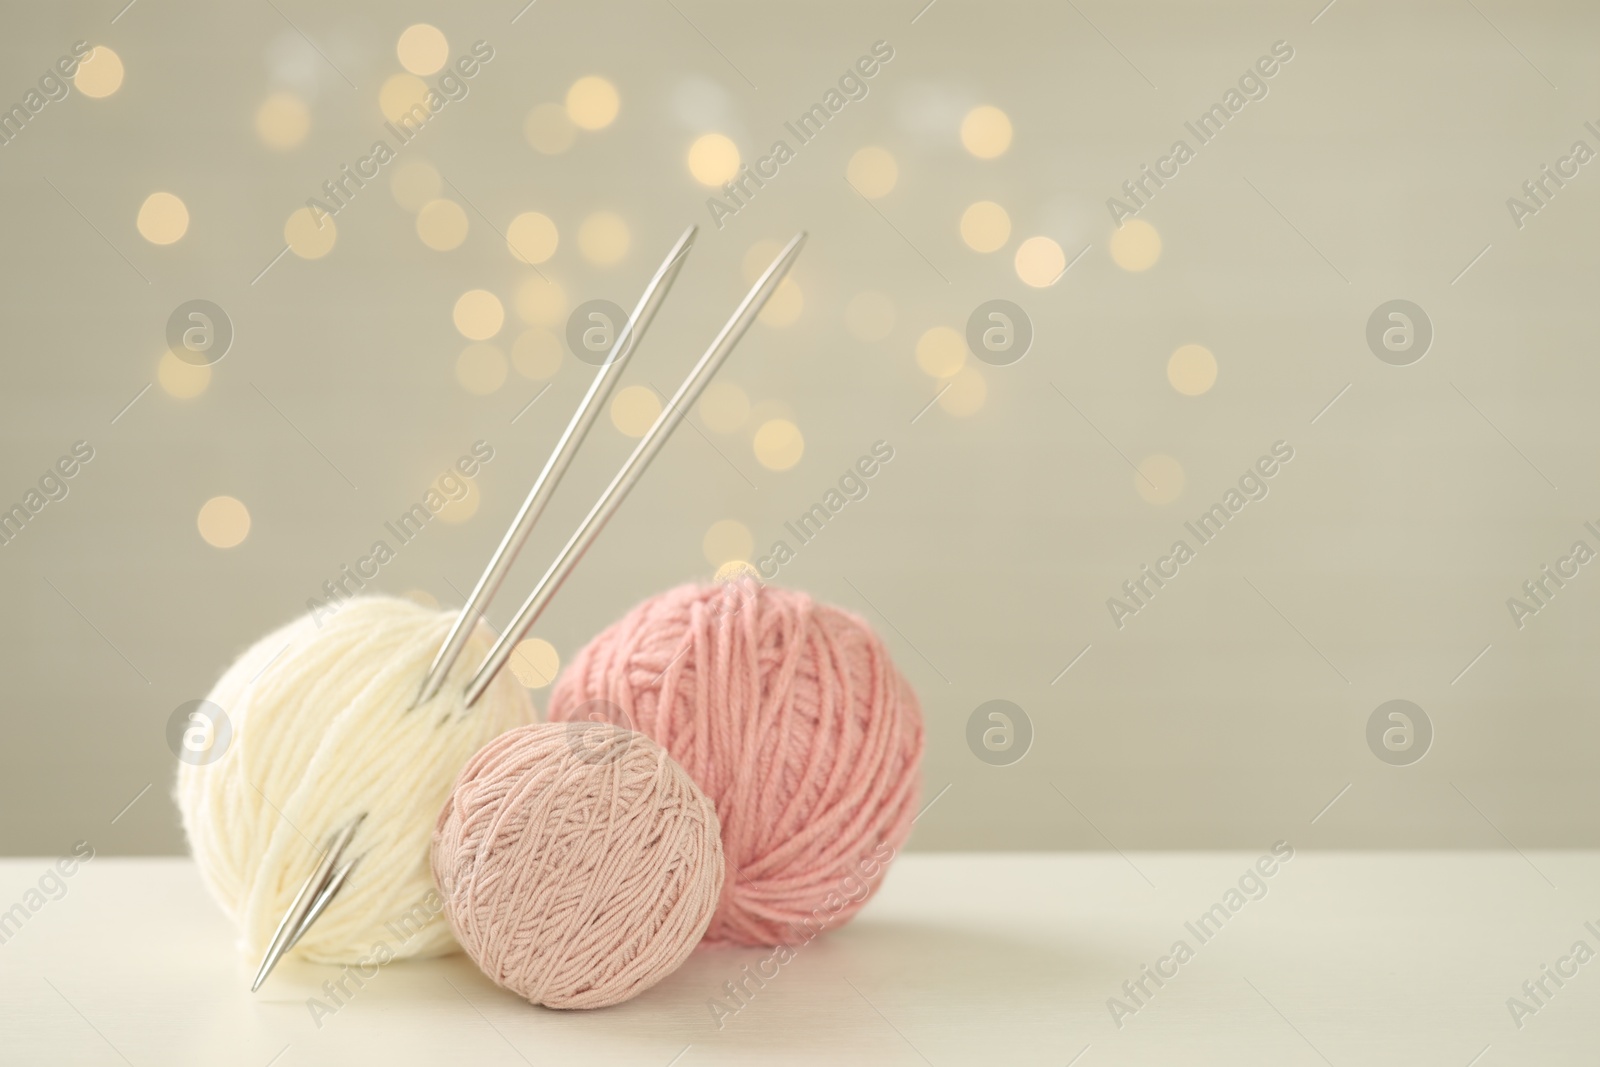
0, 852, 1595, 1066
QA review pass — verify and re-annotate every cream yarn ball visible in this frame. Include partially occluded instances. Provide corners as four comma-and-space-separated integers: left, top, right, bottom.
176, 596, 536, 966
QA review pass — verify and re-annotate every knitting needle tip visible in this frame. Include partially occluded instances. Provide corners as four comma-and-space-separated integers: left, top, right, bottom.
250, 813, 366, 992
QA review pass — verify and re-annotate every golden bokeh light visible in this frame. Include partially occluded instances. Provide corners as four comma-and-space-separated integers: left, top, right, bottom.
753, 418, 804, 471
391, 160, 442, 211
1135, 454, 1185, 505
453, 289, 505, 340
508, 638, 561, 688
715, 559, 759, 583
514, 277, 567, 326
284, 206, 336, 258
157, 351, 210, 399
1014, 235, 1066, 288
197, 496, 250, 549
506, 211, 559, 265
255, 92, 309, 150
698, 381, 750, 433
915, 326, 966, 379
435, 477, 480, 524
137, 192, 189, 245
741, 239, 785, 283
456, 343, 508, 395
687, 133, 741, 186
702, 519, 754, 567
1168, 344, 1217, 396
74, 47, 123, 98
845, 291, 895, 341
939, 365, 988, 417
512, 328, 563, 380
379, 73, 431, 125
846, 146, 898, 198
611, 385, 661, 437
1111, 219, 1161, 271
566, 76, 619, 130
759, 278, 802, 327
578, 211, 629, 265
961, 105, 1012, 159
960, 200, 1011, 253
524, 103, 577, 154
415, 198, 469, 251
397, 24, 449, 76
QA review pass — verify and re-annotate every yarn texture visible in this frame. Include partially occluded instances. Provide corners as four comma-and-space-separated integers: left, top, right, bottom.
549, 580, 924, 946
176, 596, 535, 966
432, 722, 723, 1009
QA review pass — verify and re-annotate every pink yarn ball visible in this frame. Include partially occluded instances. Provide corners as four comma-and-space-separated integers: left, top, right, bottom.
431, 722, 723, 1009
548, 580, 924, 946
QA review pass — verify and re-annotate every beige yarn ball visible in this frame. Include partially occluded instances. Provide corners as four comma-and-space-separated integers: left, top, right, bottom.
432, 722, 724, 1009
176, 596, 536, 966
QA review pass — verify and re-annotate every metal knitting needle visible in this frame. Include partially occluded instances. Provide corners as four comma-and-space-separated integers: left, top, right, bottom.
289, 854, 360, 952
250, 234, 696, 993
413, 225, 698, 708
251, 813, 365, 992
248, 230, 805, 990
463, 231, 807, 707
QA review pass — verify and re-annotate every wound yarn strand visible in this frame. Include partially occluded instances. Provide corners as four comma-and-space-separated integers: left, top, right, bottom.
432, 723, 723, 1009
550, 579, 923, 946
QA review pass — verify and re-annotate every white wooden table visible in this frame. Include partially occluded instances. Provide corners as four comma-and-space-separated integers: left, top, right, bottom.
1, 853, 1594, 1065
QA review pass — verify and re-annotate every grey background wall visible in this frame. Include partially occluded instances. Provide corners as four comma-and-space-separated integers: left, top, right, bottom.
2, 0, 1596, 855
